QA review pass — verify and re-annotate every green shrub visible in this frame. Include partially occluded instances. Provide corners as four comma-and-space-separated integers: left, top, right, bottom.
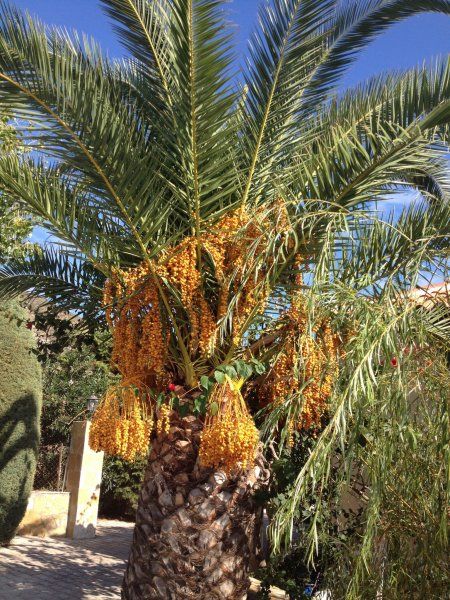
0, 301, 42, 544
99, 454, 146, 521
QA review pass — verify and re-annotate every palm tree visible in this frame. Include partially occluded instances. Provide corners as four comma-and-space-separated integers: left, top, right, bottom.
0, 1, 449, 597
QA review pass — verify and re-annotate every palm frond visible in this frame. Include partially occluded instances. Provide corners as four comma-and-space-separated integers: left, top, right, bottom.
323, 58, 450, 141
167, 0, 238, 231
0, 4, 170, 257
339, 200, 450, 284
0, 155, 133, 267
240, 0, 450, 206
299, 0, 450, 118
283, 64, 450, 212
100, 0, 174, 114
0, 245, 104, 320
240, 0, 334, 205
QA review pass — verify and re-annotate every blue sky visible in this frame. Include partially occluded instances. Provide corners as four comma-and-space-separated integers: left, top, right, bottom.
12, 0, 450, 89
10, 0, 450, 245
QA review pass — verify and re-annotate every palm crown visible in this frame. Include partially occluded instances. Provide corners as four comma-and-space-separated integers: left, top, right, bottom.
0, 0, 449, 364
0, 0, 449, 587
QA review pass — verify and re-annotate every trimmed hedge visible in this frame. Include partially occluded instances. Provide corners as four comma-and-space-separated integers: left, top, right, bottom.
0, 301, 42, 544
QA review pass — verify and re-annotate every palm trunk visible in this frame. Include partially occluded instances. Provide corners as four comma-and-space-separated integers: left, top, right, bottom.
122, 415, 268, 600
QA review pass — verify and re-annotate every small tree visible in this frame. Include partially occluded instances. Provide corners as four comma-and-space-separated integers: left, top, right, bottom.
0, 301, 42, 545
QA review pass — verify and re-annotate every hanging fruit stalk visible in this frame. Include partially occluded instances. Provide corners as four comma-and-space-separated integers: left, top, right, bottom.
199, 377, 259, 474
90, 211, 266, 462
91, 219, 337, 465
89, 385, 153, 462
261, 256, 340, 435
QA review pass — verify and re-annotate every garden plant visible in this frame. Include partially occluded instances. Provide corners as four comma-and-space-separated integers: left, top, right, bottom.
0, 301, 42, 545
0, 101, 42, 546
0, 0, 449, 598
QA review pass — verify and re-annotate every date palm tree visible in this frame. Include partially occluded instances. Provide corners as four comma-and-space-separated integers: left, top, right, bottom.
0, 1, 449, 598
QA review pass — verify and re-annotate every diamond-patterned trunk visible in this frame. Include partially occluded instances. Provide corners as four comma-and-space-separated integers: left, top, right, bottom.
121, 415, 267, 599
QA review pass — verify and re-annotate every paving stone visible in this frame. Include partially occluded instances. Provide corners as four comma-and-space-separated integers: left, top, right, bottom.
0, 520, 133, 600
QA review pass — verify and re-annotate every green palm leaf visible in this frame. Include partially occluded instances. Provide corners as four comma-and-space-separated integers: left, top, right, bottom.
0, 245, 104, 321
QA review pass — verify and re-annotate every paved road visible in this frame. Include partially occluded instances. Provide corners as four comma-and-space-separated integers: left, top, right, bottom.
0, 520, 134, 600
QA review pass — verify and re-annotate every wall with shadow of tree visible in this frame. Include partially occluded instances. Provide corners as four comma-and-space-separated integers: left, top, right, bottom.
0, 300, 42, 545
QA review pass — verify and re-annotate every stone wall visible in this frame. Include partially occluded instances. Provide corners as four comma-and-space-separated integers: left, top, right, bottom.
18, 420, 104, 539
17, 491, 70, 537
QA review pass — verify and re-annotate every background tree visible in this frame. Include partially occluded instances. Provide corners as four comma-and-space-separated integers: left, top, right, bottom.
35, 326, 146, 519
0, 112, 36, 262
0, 1, 449, 598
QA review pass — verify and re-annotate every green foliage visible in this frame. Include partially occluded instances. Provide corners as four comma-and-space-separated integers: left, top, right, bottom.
265, 299, 450, 598
318, 349, 450, 599
39, 327, 145, 517
99, 454, 147, 521
0, 301, 42, 544
0, 194, 33, 261
191, 359, 266, 416
0, 113, 37, 263
258, 342, 450, 599
41, 337, 112, 446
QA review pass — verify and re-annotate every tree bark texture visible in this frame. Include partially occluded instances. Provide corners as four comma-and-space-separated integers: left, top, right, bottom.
121, 415, 268, 600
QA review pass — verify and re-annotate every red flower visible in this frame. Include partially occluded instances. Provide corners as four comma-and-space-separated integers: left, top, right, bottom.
168, 383, 176, 392
390, 357, 398, 368
26, 321, 33, 330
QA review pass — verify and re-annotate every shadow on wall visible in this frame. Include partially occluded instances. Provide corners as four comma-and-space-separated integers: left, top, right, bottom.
0, 394, 40, 545
68, 483, 102, 539
17, 515, 64, 537
17, 489, 70, 537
